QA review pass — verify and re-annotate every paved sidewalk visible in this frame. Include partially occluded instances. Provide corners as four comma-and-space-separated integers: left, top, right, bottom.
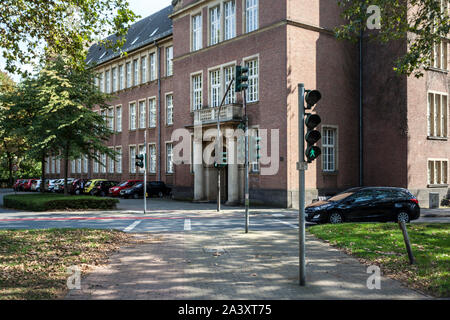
65, 230, 428, 300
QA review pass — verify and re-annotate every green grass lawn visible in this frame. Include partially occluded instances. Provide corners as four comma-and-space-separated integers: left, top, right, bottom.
3, 193, 119, 211
0, 229, 131, 299
308, 223, 450, 297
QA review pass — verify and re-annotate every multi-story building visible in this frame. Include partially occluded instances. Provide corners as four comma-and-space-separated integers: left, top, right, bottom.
46, 0, 449, 208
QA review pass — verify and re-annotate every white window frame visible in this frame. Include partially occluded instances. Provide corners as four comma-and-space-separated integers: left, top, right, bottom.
245, 0, 259, 33
108, 148, 114, 174
210, 69, 221, 108
428, 159, 449, 186
116, 105, 122, 132
100, 153, 107, 173
126, 62, 132, 88
322, 126, 338, 173
191, 72, 203, 111
150, 52, 156, 81
105, 70, 111, 94
119, 65, 124, 90
112, 67, 117, 92
76, 157, 82, 174
56, 157, 60, 174
224, 1, 236, 40
138, 144, 146, 174
108, 107, 114, 131
192, 13, 203, 51
115, 147, 122, 174
166, 46, 173, 77
129, 145, 137, 174
99, 72, 104, 93
141, 56, 147, 83
83, 155, 88, 174
166, 93, 174, 125
148, 97, 157, 128
139, 100, 146, 129
427, 91, 448, 138
133, 59, 139, 86
93, 152, 99, 173
245, 57, 259, 103
149, 143, 157, 174
129, 102, 137, 131
166, 143, 174, 174
209, 6, 221, 46
432, 40, 448, 71
224, 64, 236, 104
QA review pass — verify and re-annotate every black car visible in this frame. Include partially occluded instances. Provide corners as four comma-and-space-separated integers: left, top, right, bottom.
305, 187, 420, 224
90, 181, 119, 197
120, 181, 172, 199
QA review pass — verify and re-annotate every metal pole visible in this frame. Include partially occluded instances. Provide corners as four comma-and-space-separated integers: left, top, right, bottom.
144, 130, 147, 214
398, 221, 415, 265
244, 89, 249, 233
298, 83, 306, 286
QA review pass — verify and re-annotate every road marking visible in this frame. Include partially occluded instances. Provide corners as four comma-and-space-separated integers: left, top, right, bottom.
272, 213, 285, 217
274, 219, 298, 229
184, 219, 191, 231
123, 220, 141, 232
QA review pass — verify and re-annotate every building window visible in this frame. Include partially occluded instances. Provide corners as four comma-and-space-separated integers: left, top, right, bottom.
119, 65, 124, 90
150, 53, 156, 81
322, 127, 337, 172
166, 143, 174, 174
166, 46, 173, 76
130, 146, 136, 174
149, 98, 157, 128
224, 65, 235, 104
126, 62, 131, 88
245, 58, 259, 103
139, 100, 146, 129
108, 107, 114, 131
210, 6, 221, 45
93, 152, 99, 173
192, 14, 202, 51
138, 145, 146, 173
224, 1, 236, 40
129, 103, 136, 130
112, 67, 117, 92
101, 153, 107, 173
101, 109, 107, 124
51, 156, 56, 174
428, 160, 448, 185
166, 94, 173, 125
133, 59, 139, 86
56, 157, 60, 174
115, 147, 122, 173
108, 149, 114, 174
432, 40, 448, 71
45, 157, 50, 174
210, 69, 221, 108
250, 128, 260, 172
105, 70, 110, 94
116, 106, 122, 132
71, 160, 76, 174
149, 144, 156, 173
192, 74, 202, 111
141, 56, 147, 83
99, 72, 104, 93
76, 157, 82, 174
83, 155, 88, 174
428, 92, 448, 138
245, 0, 259, 33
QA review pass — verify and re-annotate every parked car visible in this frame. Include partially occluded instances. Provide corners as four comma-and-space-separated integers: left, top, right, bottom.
83, 179, 107, 196
70, 179, 89, 195
22, 179, 38, 192
13, 179, 26, 191
31, 180, 41, 192
147, 181, 172, 198
45, 179, 60, 192
54, 178, 75, 193
119, 182, 147, 199
108, 180, 143, 197
305, 187, 420, 224
89, 180, 119, 197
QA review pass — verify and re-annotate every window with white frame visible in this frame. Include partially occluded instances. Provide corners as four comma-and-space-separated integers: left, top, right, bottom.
112, 67, 117, 92
250, 128, 260, 172
105, 70, 111, 93
93, 152, 99, 173
246, 0, 259, 33
133, 59, 139, 86
45, 157, 50, 174
139, 100, 146, 129
246, 58, 259, 103
166, 94, 173, 125
192, 14, 202, 51
71, 160, 76, 174
166, 143, 174, 173
116, 105, 122, 132
210, 6, 221, 45
76, 157, 82, 174
150, 53, 156, 81
166, 46, 173, 76
108, 149, 114, 173
101, 153, 107, 173
428, 92, 448, 138
99, 72, 104, 93
428, 159, 448, 185
322, 127, 337, 172
141, 56, 147, 83
432, 40, 448, 71
210, 69, 221, 107
192, 74, 202, 111
138, 145, 146, 173
83, 155, 88, 174
101, 109, 107, 124
115, 147, 122, 173
130, 103, 136, 130
149, 98, 157, 128
119, 65, 124, 90
51, 156, 55, 174
56, 157, 60, 174
224, 65, 235, 104
130, 146, 136, 174
224, 1, 236, 40
126, 62, 131, 88
108, 107, 114, 131
149, 144, 156, 173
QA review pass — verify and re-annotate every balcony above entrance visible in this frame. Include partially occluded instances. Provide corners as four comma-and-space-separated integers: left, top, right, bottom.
194, 104, 243, 125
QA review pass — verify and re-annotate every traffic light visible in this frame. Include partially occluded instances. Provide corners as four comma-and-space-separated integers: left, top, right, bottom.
214, 152, 228, 168
135, 154, 144, 168
304, 90, 322, 163
235, 65, 249, 92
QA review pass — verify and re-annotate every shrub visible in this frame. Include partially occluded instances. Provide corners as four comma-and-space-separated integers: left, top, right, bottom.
441, 198, 450, 207
3, 194, 119, 211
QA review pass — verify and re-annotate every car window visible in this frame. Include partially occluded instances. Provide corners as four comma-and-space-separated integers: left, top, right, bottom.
328, 192, 356, 202
351, 190, 377, 203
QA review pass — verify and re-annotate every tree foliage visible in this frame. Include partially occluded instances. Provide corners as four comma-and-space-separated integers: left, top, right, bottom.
0, 0, 139, 75
336, 0, 450, 77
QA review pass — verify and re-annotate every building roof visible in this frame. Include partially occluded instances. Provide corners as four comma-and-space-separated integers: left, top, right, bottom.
86, 5, 173, 67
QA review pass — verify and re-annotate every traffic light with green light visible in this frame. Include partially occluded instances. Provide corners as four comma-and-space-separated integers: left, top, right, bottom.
235, 65, 249, 92
304, 90, 322, 163
135, 154, 144, 168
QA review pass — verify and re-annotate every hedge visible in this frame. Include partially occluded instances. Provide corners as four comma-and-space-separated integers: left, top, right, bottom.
3, 194, 119, 211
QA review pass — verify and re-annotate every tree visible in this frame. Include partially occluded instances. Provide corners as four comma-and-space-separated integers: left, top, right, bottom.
0, 0, 138, 75
336, 0, 450, 77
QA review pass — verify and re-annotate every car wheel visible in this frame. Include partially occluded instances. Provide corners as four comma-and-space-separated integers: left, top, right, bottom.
75, 189, 81, 195
158, 191, 164, 198
397, 212, 410, 223
329, 212, 343, 224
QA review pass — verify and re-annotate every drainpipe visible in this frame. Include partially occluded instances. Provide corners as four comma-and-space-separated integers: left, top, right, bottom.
155, 40, 162, 182
359, 30, 364, 187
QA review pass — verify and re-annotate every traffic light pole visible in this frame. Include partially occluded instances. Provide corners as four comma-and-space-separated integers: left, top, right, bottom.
144, 130, 147, 214
244, 89, 249, 234
298, 83, 306, 286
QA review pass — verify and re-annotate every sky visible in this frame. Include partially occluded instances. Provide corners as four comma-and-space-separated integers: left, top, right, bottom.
0, 0, 172, 82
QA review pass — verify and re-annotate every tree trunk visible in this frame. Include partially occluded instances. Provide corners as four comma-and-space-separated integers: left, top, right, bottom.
3, 141, 13, 187
41, 152, 46, 193
64, 143, 70, 196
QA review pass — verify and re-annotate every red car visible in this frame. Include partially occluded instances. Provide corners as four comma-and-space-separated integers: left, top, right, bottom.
13, 179, 25, 191
22, 179, 38, 191
108, 180, 143, 197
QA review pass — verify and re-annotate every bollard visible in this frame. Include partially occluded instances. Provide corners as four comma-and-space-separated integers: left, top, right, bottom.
398, 220, 415, 265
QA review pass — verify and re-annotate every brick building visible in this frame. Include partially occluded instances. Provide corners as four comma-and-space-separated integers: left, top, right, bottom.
46, 0, 449, 208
